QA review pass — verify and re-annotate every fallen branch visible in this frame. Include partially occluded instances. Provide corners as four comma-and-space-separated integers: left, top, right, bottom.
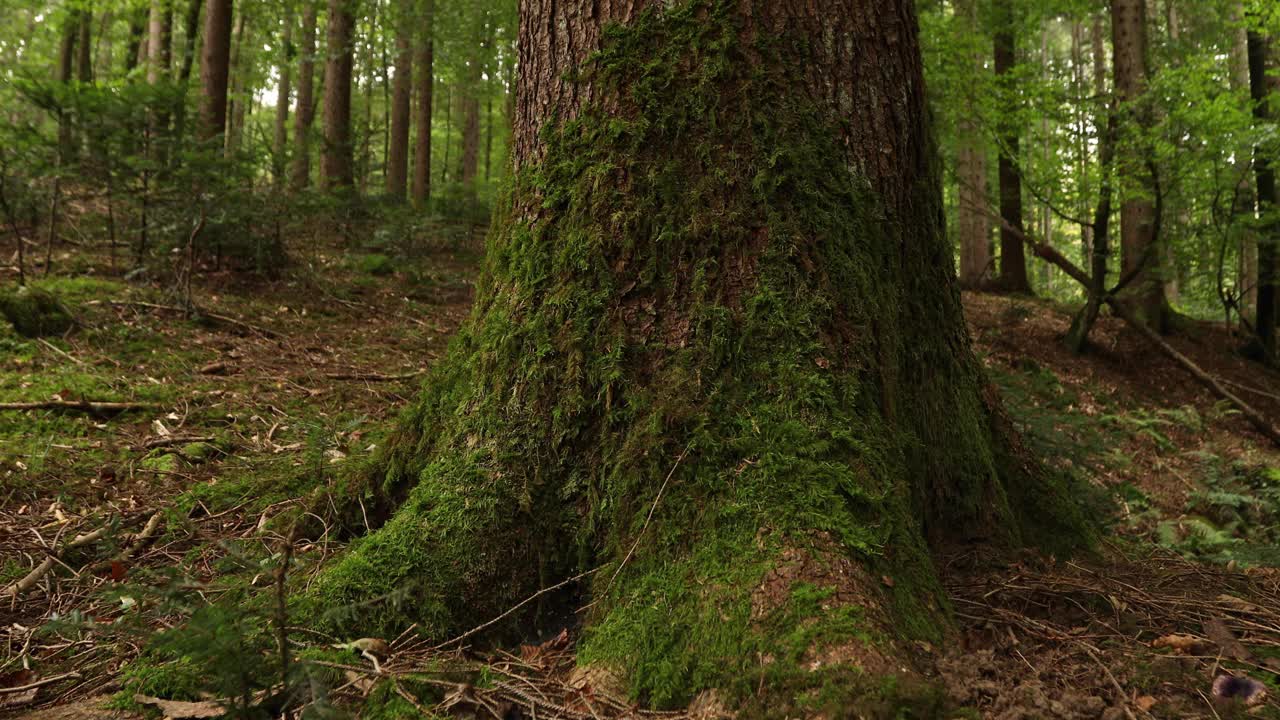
99, 300, 281, 339
142, 435, 215, 450
2, 527, 109, 599
0, 671, 82, 695
323, 370, 424, 382
996, 217, 1280, 447
0, 400, 156, 414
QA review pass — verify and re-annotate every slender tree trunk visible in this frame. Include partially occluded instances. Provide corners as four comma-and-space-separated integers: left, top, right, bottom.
458, 81, 481, 195
411, 0, 434, 207
225, 7, 247, 155
384, 0, 413, 200
57, 14, 78, 166
125, 6, 147, 75
440, 84, 451, 184
198, 0, 234, 143
1230, 1, 1258, 318
993, 0, 1031, 293
291, 0, 318, 190
1111, 0, 1167, 330
321, 0, 357, 191
274, 8, 295, 187
76, 9, 93, 84
956, 0, 989, 288
1249, 30, 1279, 361
313, 2, 1085, 713
172, 0, 204, 145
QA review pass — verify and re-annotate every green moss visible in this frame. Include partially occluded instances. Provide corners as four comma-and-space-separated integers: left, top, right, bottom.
306, 0, 1091, 712
141, 452, 179, 473
0, 286, 75, 337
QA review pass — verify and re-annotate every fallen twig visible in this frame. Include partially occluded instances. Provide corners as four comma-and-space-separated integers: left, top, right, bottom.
99, 300, 281, 338
142, 435, 215, 450
0, 671, 82, 695
2, 527, 109, 599
0, 400, 156, 414
323, 370, 424, 382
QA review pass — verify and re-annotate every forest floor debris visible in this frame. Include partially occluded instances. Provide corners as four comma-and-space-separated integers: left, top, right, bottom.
2, 253, 1279, 718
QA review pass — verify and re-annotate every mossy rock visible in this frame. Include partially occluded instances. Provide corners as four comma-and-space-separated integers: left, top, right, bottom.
0, 287, 75, 338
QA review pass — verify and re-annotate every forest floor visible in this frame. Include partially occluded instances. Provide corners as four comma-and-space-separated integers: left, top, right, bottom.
1, 236, 1279, 719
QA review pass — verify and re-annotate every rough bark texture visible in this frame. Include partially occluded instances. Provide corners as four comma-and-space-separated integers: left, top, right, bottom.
956, 0, 989, 288
274, 10, 294, 186
197, 0, 233, 143
291, 0, 318, 191
386, 0, 413, 200
56, 13, 77, 165
321, 0, 357, 190
1230, 2, 1257, 317
412, 0, 434, 206
1111, 0, 1167, 330
1249, 30, 1278, 360
309, 0, 1085, 713
224, 8, 247, 155
992, 0, 1031, 293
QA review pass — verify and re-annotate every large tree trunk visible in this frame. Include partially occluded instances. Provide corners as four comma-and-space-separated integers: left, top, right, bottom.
956, 0, 989, 288
385, 0, 413, 200
1111, 0, 1167, 330
992, 0, 1031, 293
1248, 30, 1278, 361
321, 0, 356, 191
197, 0, 233, 143
308, 0, 1084, 712
411, 0, 434, 207
291, 0, 318, 191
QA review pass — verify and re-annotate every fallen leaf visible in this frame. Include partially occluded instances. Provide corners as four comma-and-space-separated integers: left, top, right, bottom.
1135, 695, 1157, 712
1152, 634, 1207, 654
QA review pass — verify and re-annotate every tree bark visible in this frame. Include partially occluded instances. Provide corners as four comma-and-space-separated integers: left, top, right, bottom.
172, 0, 203, 144
411, 0, 434, 207
993, 0, 1031, 293
76, 8, 93, 85
224, 7, 247, 155
1230, 2, 1257, 317
956, 0, 989, 288
385, 0, 413, 200
321, 0, 357, 191
1111, 0, 1167, 330
1248, 29, 1278, 361
291, 0, 319, 191
198, 0, 233, 143
56, 13, 78, 165
310, 0, 1085, 712
274, 8, 295, 187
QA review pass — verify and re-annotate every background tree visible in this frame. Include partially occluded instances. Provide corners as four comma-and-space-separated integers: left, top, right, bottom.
321, 0, 356, 190
198, 0, 233, 142
411, 0, 433, 207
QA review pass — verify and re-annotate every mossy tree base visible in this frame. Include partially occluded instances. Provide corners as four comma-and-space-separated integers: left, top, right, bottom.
305, 0, 1091, 713
0, 287, 75, 338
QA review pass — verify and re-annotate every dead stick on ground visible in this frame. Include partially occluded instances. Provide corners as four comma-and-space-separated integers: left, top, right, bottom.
0, 400, 156, 414
2, 527, 109, 599
428, 566, 604, 652
0, 671, 82, 695
995, 213, 1280, 448
142, 435, 215, 449
99, 300, 281, 339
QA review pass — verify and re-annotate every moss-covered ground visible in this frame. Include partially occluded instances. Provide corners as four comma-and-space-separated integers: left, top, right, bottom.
1, 229, 1279, 718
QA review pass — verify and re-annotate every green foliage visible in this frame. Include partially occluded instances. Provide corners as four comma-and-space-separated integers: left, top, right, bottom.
1157, 458, 1280, 567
